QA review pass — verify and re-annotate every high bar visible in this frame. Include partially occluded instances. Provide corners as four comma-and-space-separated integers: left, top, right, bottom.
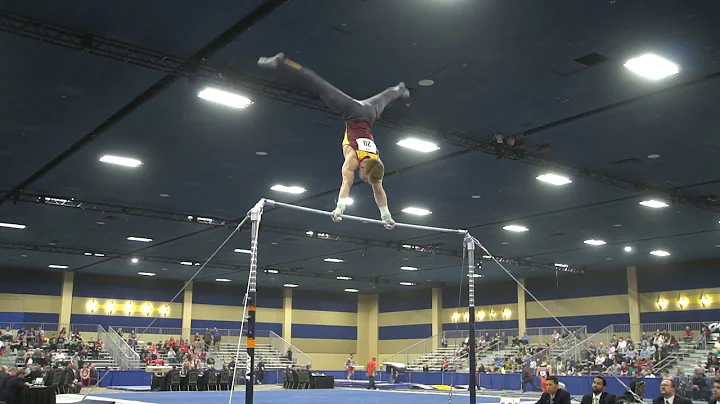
262, 199, 468, 235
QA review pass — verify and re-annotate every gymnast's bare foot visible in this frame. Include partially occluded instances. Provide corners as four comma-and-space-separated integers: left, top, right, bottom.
257, 53, 286, 69
397, 82, 410, 99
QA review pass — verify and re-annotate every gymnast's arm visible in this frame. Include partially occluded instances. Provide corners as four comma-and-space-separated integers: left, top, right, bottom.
338, 156, 356, 202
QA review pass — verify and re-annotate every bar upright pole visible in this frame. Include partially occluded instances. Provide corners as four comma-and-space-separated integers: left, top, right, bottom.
465, 234, 476, 404
245, 201, 263, 404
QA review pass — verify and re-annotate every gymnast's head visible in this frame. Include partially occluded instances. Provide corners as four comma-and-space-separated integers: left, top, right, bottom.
359, 158, 385, 184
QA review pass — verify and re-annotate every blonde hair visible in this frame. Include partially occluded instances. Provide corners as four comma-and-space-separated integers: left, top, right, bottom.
364, 158, 385, 184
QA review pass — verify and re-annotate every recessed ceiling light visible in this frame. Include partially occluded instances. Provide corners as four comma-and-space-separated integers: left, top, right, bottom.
270, 184, 306, 194
501, 242, 509, 245
99, 155, 142, 168
234, 248, 252, 254
159, 194, 170, 198
647, 154, 660, 159
503, 225, 528, 232
650, 250, 670, 257
84, 252, 92, 256
401, 266, 418, 271
138, 272, 156, 277
624, 53, 680, 80
324, 258, 344, 263
639, 200, 669, 209
345, 288, 359, 293
215, 278, 231, 282
0, 222, 27, 230
266, 269, 279, 274
305, 231, 314, 236
614, 224, 623, 228
180, 261, 193, 266
255, 151, 267, 156
198, 87, 252, 108
401, 207, 432, 216
338, 197, 354, 206
418, 79, 435, 87
397, 138, 440, 153
399, 282, 416, 286
131, 258, 139, 264
555, 263, 568, 268
467, 273, 483, 278
48, 265, 68, 269
284, 283, 298, 288
94, 253, 105, 257
624, 246, 633, 252
471, 195, 481, 199
336, 276, 352, 280
536, 173, 572, 186
584, 239, 607, 246
127, 236, 153, 243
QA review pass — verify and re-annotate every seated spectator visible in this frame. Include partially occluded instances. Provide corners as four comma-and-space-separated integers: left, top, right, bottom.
683, 326, 694, 343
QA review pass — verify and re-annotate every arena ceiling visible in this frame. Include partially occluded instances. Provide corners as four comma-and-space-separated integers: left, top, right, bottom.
1, 0, 719, 295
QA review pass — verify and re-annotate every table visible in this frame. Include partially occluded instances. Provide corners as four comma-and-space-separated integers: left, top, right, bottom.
20, 387, 55, 404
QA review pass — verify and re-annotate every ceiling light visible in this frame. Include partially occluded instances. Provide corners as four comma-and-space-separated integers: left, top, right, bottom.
639, 200, 669, 209
647, 154, 660, 159
270, 184, 306, 194
99, 155, 142, 168
215, 278, 231, 282
84, 252, 92, 256
402, 207, 432, 216
336, 276, 352, 280
265, 269, 279, 274
255, 151, 267, 156
284, 283, 298, 288
131, 258, 139, 264
180, 261, 193, 266
138, 272, 156, 277
159, 193, 170, 197
127, 236, 153, 243
536, 173, 572, 186
584, 239, 607, 246
345, 288, 359, 293
94, 253, 105, 257
624, 246, 633, 252
555, 263, 568, 268
48, 265, 68, 269
305, 231, 314, 236
397, 138, 439, 153
418, 79, 435, 87
399, 282, 416, 286
234, 249, 252, 254
324, 258, 344, 263
650, 250, 670, 257
624, 53, 680, 80
339, 197, 354, 205
471, 195, 481, 199
503, 225, 528, 232
401, 266, 418, 271
198, 87, 252, 108
0, 222, 26, 230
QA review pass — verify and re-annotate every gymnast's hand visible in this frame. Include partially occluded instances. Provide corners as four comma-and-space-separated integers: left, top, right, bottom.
381, 214, 395, 230
331, 207, 344, 222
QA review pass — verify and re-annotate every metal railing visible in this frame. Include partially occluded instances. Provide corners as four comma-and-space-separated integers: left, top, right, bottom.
526, 326, 587, 366
267, 330, 311, 367
0, 323, 103, 337
442, 325, 586, 342
104, 326, 142, 369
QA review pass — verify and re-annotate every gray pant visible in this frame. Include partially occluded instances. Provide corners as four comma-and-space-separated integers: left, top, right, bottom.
278, 58, 406, 125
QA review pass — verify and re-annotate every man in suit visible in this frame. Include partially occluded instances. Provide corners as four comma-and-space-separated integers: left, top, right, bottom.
653, 378, 692, 404
710, 380, 720, 404
0, 368, 29, 404
581, 376, 617, 404
535, 376, 572, 404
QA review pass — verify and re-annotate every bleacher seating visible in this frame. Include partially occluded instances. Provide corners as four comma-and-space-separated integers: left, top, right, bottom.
135, 341, 295, 370
406, 343, 520, 372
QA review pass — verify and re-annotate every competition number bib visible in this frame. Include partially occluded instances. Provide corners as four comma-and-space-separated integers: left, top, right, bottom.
356, 138, 377, 153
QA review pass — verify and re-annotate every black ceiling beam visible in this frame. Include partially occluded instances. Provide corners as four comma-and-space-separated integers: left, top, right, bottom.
8, 191, 584, 274
0, 12, 717, 213
0, 0, 289, 208
0, 240, 444, 287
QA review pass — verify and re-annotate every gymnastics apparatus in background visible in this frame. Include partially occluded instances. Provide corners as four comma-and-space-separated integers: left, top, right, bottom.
244, 198, 479, 404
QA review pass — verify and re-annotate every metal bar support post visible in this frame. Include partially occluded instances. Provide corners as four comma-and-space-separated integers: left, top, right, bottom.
245, 199, 264, 404
465, 234, 476, 404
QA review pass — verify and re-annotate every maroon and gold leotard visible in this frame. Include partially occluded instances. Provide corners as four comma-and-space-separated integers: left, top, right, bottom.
342, 121, 379, 162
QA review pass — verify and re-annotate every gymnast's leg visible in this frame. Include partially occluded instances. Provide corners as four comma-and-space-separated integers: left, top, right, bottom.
258, 53, 373, 122
360, 82, 410, 123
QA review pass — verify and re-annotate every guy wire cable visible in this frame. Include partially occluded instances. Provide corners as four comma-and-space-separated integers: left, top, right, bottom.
79, 214, 250, 402
447, 242, 467, 404
227, 269, 254, 404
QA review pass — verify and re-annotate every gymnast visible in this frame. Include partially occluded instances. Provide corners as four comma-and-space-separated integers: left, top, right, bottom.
257, 53, 410, 230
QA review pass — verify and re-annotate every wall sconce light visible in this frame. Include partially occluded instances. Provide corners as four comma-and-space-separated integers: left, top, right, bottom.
477, 311, 485, 320
656, 298, 668, 310
451, 312, 460, 322
106, 301, 115, 314
159, 305, 169, 317
677, 297, 688, 309
700, 293, 711, 308
489, 310, 497, 319
503, 308, 512, 319
463, 312, 470, 322
86, 300, 97, 313
142, 303, 152, 316
124, 302, 134, 315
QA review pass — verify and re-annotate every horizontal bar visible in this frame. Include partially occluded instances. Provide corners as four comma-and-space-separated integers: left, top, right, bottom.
263, 199, 467, 235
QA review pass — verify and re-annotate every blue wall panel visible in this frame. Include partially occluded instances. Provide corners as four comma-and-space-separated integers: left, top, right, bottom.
442, 320, 518, 332
443, 281, 516, 308
527, 313, 629, 333
0, 312, 59, 324
640, 309, 720, 324
192, 283, 283, 308
293, 291, 357, 313
70, 314, 181, 331
379, 323, 432, 340
0, 270, 62, 296
525, 271, 627, 301
291, 324, 357, 340
190, 319, 282, 336
379, 289, 432, 313
638, 262, 720, 293
73, 274, 184, 302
